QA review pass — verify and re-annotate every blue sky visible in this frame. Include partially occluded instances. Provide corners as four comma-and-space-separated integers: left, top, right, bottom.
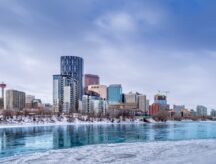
0, 0, 216, 110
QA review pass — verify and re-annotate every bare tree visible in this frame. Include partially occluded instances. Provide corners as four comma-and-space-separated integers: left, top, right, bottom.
153, 110, 170, 122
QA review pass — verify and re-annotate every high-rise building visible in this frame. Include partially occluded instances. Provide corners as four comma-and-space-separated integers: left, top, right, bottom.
196, 105, 208, 116
88, 85, 107, 100
173, 105, 185, 113
60, 56, 83, 100
53, 75, 79, 113
149, 94, 170, 116
154, 94, 167, 105
62, 76, 78, 113
53, 56, 84, 113
6, 90, 25, 111
81, 95, 90, 113
107, 84, 122, 104
138, 95, 147, 113
53, 75, 62, 113
124, 92, 138, 104
84, 74, 99, 94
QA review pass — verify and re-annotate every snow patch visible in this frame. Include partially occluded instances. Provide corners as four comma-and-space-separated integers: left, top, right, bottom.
0, 115, 145, 129
1, 140, 216, 164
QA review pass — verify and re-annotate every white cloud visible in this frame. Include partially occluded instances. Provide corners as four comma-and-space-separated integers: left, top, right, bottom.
95, 12, 136, 32
136, 9, 165, 26
0, 0, 216, 111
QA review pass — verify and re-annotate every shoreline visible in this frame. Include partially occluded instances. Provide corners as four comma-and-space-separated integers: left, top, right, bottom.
0, 120, 147, 129
0, 119, 215, 129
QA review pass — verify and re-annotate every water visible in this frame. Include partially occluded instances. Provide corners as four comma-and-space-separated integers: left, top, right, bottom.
1, 121, 216, 158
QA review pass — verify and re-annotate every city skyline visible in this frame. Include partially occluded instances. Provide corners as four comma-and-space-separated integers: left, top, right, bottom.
1, 0, 216, 110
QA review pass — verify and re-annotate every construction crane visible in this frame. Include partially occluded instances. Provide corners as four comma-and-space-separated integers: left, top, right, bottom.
157, 90, 170, 96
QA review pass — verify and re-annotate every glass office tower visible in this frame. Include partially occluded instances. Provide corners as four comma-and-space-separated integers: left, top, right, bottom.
107, 84, 122, 104
61, 56, 84, 101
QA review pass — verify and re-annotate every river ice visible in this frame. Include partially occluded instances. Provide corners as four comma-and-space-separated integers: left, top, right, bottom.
1, 139, 215, 164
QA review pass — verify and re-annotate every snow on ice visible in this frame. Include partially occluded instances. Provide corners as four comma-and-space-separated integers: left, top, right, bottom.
1, 140, 216, 164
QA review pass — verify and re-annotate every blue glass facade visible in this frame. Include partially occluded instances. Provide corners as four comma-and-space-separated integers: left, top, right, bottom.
154, 95, 167, 105
108, 84, 122, 104
61, 56, 84, 100
53, 75, 62, 99
53, 75, 63, 112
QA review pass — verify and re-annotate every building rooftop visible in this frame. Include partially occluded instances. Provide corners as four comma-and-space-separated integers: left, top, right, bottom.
109, 84, 122, 87
85, 74, 99, 78
61, 56, 83, 60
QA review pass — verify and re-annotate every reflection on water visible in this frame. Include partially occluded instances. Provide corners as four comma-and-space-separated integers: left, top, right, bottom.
0, 121, 216, 158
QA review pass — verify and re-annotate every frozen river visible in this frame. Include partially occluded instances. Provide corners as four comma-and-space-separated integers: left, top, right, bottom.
1, 121, 216, 163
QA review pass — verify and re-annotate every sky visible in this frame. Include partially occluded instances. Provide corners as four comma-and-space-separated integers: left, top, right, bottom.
0, 0, 216, 110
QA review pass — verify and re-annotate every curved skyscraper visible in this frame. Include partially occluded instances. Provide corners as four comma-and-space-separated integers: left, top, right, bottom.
61, 56, 84, 101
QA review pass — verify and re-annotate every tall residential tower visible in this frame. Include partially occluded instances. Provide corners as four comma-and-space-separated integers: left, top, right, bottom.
53, 56, 84, 113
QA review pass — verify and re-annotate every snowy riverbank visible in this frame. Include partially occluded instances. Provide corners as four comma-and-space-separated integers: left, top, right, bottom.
1, 115, 215, 129
0, 115, 147, 129
1, 139, 216, 164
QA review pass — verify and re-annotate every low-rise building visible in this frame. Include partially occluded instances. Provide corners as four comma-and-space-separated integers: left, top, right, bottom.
32, 99, 43, 109
108, 103, 138, 110
81, 95, 107, 114
26, 95, 35, 104
190, 109, 197, 116
0, 98, 3, 109
6, 89, 25, 111
88, 85, 107, 100
173, 105, 185, 113
211, 109, 216, 117
196, 105, 208, 117
149, 103, 159, 116
180, 109, 190, 117
25, 95, 35, 109
149, 103, 170, 116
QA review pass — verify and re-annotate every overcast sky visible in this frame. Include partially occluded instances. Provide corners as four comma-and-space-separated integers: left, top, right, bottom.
0, 0, 216, 110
